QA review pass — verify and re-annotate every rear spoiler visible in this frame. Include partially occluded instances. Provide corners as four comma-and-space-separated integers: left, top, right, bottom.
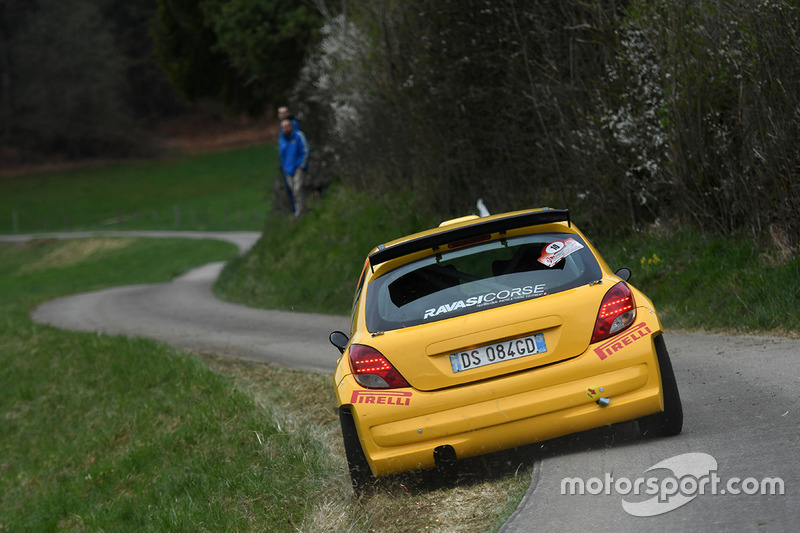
368, 208, 570, 268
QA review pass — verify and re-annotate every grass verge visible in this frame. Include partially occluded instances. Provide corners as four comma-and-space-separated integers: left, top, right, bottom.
202, 354, 532, 533
0, 238, 335, 531
597, 229, 800, 335
219, 184, 800, 335
215, 184, 440, 315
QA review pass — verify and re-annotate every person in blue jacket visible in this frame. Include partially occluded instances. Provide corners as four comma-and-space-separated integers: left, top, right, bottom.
279, 118, 310, 217
276, 107, 300, 213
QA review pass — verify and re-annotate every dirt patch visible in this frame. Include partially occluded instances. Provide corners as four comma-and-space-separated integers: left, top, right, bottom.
19, 238, 135, 273
153, 113, 277, 153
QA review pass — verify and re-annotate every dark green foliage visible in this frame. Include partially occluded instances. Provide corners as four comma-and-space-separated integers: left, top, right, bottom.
152, 0, 246, 112
296, 0, 624, 218
2, 0, 133, 157
103, 0, 185, 120
3, 0, 798, 249
153, 0, 322, 115
0, 0, 183, 160
299, 0, 800, 248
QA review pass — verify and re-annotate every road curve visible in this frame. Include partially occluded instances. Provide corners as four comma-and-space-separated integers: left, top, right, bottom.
2, 231, 349, 372
0, 230, 261, 255
3, 231, 797, 529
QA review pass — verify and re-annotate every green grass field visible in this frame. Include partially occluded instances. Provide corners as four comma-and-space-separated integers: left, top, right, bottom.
0, 238, 340, 530
0, 144, 275, 233
597, 230, 800, 335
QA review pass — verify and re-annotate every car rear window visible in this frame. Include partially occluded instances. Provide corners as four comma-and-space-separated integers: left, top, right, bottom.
365, 232, 601, 331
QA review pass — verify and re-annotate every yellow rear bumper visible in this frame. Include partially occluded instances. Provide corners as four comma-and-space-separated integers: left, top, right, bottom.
336, 319, 665, 477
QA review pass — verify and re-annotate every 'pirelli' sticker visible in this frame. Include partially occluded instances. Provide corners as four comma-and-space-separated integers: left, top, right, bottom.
594, 322, 652, 360
350, 390, 412, 406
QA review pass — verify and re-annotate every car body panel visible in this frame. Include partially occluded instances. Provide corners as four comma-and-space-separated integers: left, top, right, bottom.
364, 284, 609, 391
333, 208, 671, 477
336, 308, 664, 476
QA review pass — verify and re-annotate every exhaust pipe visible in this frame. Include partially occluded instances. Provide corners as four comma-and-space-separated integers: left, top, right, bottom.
434, 445, 458, 470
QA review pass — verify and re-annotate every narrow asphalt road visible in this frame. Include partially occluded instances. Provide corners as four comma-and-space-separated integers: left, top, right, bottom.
2, 231, 797, 531
1, 231, 349, 372
500, 331, 799, 532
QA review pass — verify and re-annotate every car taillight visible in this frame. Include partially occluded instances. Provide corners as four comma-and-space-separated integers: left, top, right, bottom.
591, 282, 636, 344
349, 344, 410, 389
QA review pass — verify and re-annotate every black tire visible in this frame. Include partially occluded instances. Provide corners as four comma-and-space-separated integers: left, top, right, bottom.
339, 407, 373, 495
638, 334, 684, 438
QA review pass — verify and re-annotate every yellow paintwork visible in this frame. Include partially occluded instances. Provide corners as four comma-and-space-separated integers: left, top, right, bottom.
334, 209, 667, 477
438, 214, 481, 227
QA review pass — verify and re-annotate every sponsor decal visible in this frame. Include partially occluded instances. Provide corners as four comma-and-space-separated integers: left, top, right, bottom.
538, 237, 584, 267
594, 322, 652, 360
351, 390, 413, 406
423, 284, 546, 320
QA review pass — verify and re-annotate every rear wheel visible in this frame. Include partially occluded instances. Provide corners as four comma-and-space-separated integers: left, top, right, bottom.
339, 407, 372, 494
638, 334, 683, 438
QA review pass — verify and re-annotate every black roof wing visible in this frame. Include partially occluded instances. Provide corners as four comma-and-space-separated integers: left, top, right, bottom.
368, 208, 570, 268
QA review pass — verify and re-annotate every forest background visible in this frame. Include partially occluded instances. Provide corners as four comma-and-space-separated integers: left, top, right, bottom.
2, 0, 798, 248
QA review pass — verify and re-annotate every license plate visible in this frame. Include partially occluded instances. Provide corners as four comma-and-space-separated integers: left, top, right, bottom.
449, 333, 547, 373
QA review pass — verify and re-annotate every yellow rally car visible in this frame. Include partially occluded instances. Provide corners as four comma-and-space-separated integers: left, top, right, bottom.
329, 208, 682, 491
